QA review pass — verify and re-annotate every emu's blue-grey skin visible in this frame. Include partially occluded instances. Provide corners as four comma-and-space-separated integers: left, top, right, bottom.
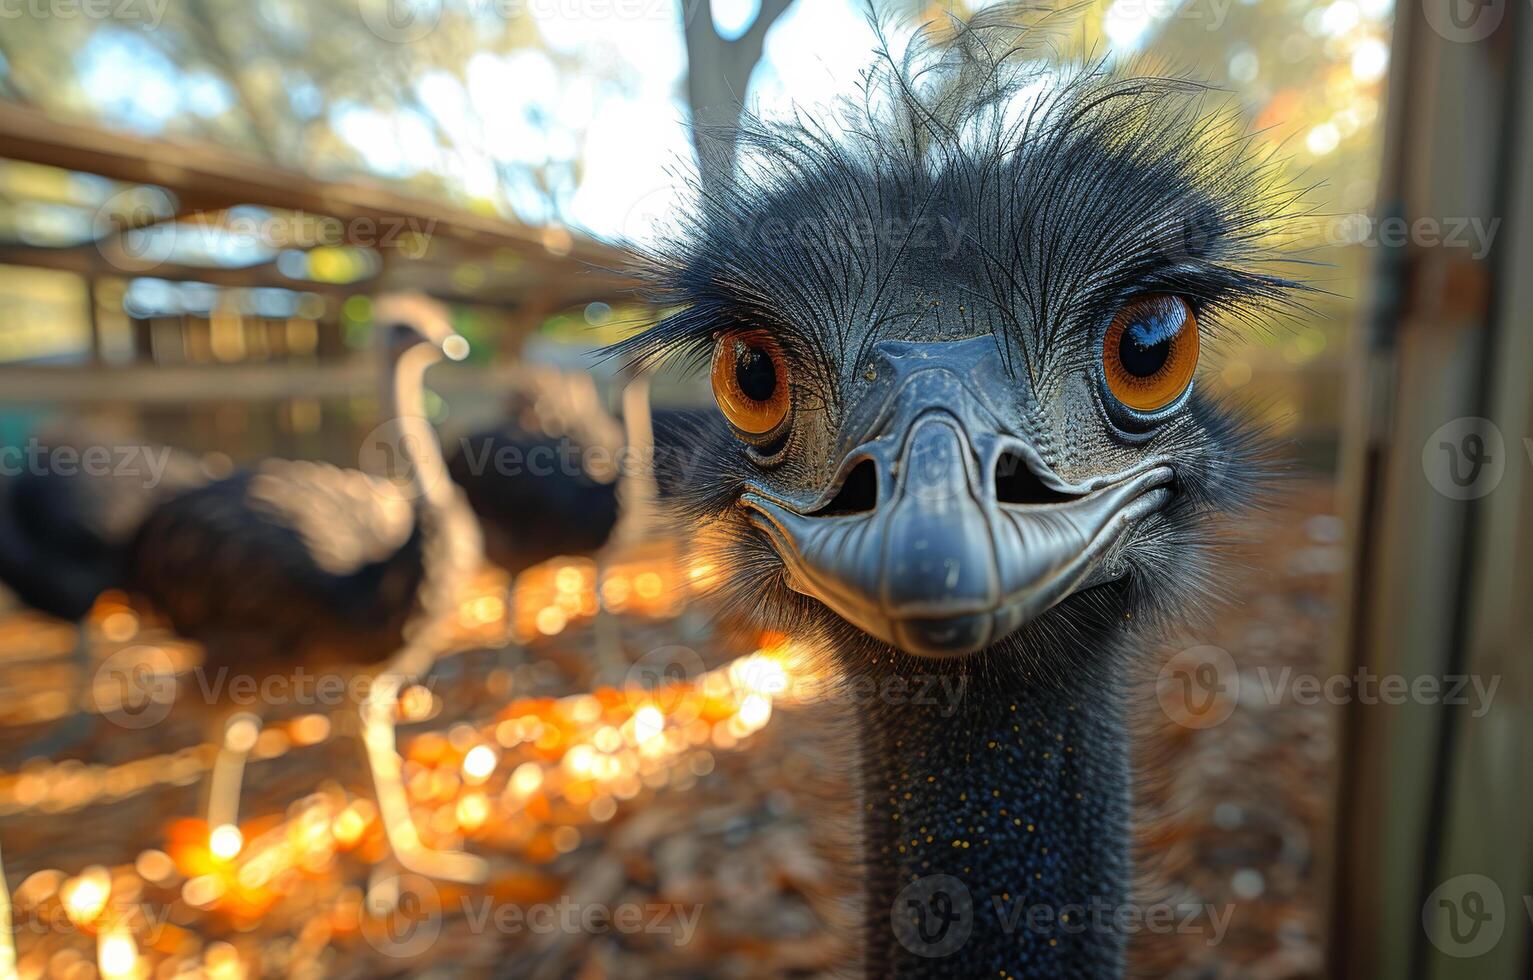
617, 8, 1304, 977
739, 335, 1177, 658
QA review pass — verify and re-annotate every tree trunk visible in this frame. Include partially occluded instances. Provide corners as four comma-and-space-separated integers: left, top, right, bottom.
681, 0, 796, 202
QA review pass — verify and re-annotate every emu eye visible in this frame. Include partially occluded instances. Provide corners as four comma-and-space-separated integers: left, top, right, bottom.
1102, 295, 1199, 414
711, 331, 791, 437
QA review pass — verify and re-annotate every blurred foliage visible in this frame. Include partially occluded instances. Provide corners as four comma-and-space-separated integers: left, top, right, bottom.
1119, 0, 1390, 424
1047, 0, 1390, 438
0, 0, 1391, 444
0, 0, 1387, 253
0, 0, 625, 220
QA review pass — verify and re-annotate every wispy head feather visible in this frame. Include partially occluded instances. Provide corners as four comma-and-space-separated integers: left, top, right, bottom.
621, 3, 1310, 680
617, 3, 1311, 388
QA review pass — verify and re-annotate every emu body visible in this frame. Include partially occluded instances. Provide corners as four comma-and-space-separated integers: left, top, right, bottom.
449, 427, 620, 576
0, 435, 202, 621
125, 294, 486, 882
0, 435, 204, 761
128, 307, 479, 677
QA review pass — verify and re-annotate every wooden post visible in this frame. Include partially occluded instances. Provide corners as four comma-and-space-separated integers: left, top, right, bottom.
1329, 2, 1533, 977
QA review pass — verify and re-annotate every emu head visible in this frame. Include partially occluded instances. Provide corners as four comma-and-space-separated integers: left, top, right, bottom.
622, 16, 1302, 672
373, 292, 471, 364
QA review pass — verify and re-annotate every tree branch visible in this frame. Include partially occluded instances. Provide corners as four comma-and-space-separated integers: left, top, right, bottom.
682, 0, 797, 199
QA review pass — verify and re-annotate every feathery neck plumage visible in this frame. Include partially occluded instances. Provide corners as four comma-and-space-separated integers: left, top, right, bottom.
382, 342, 456, 514
856, 651, 1130, 979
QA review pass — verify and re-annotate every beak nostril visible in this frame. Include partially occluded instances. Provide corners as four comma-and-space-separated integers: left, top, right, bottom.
994, 451, 1077, 505
814, 459, 879, 516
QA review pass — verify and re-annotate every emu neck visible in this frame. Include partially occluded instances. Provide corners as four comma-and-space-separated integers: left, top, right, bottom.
857, 658, 1130, 979
383, 344, 453, 512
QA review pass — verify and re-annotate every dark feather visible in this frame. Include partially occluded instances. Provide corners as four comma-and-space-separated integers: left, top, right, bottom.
447, 430, 620, 576
617, 7, 1311, 392
0, 439, 204, 621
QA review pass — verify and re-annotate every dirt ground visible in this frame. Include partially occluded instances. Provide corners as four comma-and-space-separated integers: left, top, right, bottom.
0, 483, 1340, 979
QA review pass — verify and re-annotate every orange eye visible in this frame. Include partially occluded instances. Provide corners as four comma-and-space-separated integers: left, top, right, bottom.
711, 331, 791, 436
1102, 295, 1199, 413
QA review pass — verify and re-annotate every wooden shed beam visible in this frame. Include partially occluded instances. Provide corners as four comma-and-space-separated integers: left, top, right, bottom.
0, 101, 640, 297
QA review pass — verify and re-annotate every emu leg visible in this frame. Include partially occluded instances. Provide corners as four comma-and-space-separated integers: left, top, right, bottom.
360, 662, 488, 884
204, 710, 262, 854
206, 711, 261, 828
0, 836, 14, 979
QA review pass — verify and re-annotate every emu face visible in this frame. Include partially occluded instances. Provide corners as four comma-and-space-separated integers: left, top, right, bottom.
627, 39, 1298, 667
735, 332, 1179, 658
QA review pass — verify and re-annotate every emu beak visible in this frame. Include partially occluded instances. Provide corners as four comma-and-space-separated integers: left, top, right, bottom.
740, 337, 1174, 658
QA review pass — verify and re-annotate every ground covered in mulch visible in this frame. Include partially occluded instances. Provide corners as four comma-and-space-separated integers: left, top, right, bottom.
0, 484, 1340, 978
